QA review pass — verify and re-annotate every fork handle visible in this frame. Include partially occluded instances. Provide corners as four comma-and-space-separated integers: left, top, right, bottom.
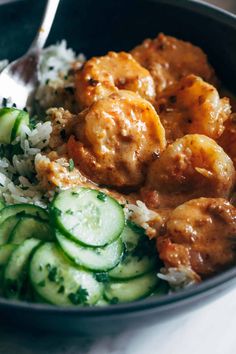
28, 0, 60, 53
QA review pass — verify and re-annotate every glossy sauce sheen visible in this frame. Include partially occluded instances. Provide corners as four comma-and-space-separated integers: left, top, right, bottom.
35, 33, 236, 282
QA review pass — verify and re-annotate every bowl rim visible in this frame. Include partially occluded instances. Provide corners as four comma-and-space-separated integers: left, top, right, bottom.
0, 0, 236, 316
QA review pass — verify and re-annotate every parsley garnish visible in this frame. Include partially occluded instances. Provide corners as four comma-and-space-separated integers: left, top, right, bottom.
94, 272, 109, 283
68, 158, 75, 172
38, 280, 46, 287
58, 285, 65, 294
2, 97, 7, 107
47, 266, 63, 284
110, 297, 119, 305
66, 209, 74, 215
97, 191, 107, 202
68, 286, 88, 305
47, 266, 58, 282
29, 116, 38, 130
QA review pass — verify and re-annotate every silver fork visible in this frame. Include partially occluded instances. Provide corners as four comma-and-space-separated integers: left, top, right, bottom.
0, 0, 60, 110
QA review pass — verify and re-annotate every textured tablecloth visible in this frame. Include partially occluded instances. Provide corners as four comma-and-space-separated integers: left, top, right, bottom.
1, 1, 236, 353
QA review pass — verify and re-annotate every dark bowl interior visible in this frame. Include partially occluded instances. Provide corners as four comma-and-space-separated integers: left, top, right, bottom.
0, 0, 236, 334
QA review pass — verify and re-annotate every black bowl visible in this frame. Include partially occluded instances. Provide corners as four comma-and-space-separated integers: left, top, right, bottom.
1, 0, 236, 334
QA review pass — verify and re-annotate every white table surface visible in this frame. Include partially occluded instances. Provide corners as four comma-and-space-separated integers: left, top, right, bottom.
1, 1, 236, 353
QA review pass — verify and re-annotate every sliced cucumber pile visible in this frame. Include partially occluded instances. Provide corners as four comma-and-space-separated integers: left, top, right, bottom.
0, 107, 29, 144
0, 187, 168, 306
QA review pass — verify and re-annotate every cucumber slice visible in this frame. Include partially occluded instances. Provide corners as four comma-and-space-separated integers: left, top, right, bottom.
0, 204, 49, 225
108, 226, 157, 279
0, 199, 5, 210
30, 243, 103, 306
56, 230, 123, 271
0, 244, 17, 266
11, 110, 29, 142
9, 216, 53, 244
0, 107, 20, 144
0, 214, 21, 245
104, 272, 159, 303
4, 238, 41, 299
50, 187, 125, 247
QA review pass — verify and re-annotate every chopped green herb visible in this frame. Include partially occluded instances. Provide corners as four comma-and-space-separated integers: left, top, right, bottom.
110, 297, 119, 305
46, 263, 52, 271
71, 191, 79, 196
37, 280, 46, 287
49, 66, 54, 71
2, 97, 7, 107
94, 272, 109, 283
64, 75, 68, 80
68, 286, 88, 305
47, 266, 64, 284
66, 209, 74, 215
97, 191, 107, 202
48, 266, 58, 282
45, 79, 50, 85
29, 116, 38, 129
68, 158, 75, 172
58, 285, 65, 294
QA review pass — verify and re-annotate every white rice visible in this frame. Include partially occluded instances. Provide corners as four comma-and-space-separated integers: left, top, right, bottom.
0, 120, 52, 207
35, 40, 85, 113
158, 266, 199, 290
0, 41, 81, 207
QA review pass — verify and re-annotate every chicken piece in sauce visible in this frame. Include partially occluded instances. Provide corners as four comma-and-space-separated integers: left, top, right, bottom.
67, 90, 166, 189
131, 33, 217, 94
156, 75, 231, 143
75, 51, 156, 110
157, 198, 236, 278
146, 134, 235, 208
